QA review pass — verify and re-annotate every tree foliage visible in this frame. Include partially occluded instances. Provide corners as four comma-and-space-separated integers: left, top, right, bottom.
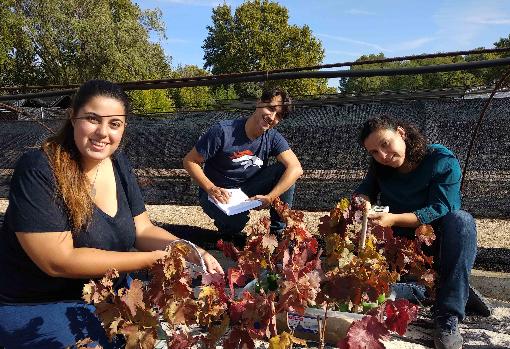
339, 37, 510, 94
168, 65, 234, 110
0, 0, 173, 112
202, 0, 331, 98
339, 53, 489, 93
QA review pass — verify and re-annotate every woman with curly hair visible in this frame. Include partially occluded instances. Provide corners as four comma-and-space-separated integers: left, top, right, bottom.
355, 115, 481, 349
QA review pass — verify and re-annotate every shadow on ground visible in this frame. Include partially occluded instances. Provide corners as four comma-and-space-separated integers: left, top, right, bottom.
154, 222, 220, 250
475, 247, 510, 273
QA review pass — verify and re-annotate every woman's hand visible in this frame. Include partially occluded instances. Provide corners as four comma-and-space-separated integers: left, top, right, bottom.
200, 251, 224, 275
354, 194, 371, 213
154, 247, 224, 275
208, 185, 231, 204
152, 250, 168, 264
368, 212, 395, 227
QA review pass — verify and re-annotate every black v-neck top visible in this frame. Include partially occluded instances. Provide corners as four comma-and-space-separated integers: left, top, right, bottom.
0, 150, 145, 303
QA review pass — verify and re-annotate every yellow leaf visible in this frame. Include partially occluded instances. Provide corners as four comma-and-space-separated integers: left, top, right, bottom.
261, 259, 268, 268
269, 332, 307, 349
198, 285, 217, 299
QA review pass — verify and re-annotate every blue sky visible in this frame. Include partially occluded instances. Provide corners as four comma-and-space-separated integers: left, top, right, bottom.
134, 0, 510, 72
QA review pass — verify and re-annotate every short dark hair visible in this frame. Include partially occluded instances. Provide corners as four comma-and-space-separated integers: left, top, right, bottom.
359, 114, 428, 177
260, 87, 292, 118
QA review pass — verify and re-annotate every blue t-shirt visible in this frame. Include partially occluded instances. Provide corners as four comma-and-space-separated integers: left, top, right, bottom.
0, 150, 146, 303
356, 144, 462, 225
195, 118, 290, 188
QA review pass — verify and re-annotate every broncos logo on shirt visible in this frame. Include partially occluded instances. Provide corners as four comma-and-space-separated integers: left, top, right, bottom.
230, 150, 263, 169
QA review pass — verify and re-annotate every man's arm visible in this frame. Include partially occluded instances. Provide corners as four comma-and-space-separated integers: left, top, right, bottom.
183, 147, 230, 204
252, 149, 303, 207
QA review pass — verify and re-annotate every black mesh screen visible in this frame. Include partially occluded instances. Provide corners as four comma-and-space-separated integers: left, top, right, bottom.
1, 97, 509, 218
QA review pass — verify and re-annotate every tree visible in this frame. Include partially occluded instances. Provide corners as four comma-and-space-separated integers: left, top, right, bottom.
170, 65, 216, 110
338, 53, 391, 93
167, 65, 239, 111
470, 35, 510, 85
1, 0, 173, 112
0, 0, 37, 86
202, 0, 330, 98
339, 53, 486, 94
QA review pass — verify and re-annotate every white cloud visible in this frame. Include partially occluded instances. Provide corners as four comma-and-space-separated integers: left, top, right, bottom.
318, 33, 390, 52
345, 9, 376, 16
466, 16, 510, 25
433, 1, 510, 46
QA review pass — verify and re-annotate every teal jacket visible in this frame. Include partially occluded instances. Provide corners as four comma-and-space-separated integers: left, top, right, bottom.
356, 144, 462, 224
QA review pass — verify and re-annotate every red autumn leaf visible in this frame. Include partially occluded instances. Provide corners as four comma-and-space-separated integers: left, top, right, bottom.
384, 299, 419, 336
307, 238, 319, 254
278, 270, 321, 315
167, 331, 197, 349
202, 272, 226, 288
228, 268, 248, 294
338, 315, 390, 349
371, 225, 394, 243
119, 279, 146, 317
229, 292, 251, 323
291, 226, 312, 243
223, 326, 255, 349
217, 239, 240, 261
415, 224, 436, 246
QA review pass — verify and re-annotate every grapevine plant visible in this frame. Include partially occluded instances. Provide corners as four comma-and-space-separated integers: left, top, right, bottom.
317, 197, 437, 348
82, 197, 437, 349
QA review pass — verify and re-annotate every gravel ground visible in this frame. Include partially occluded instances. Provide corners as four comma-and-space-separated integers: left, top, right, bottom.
143, 204, 510, 249
1, 199, 509, 249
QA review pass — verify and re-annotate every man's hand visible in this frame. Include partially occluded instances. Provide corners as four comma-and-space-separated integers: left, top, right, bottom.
208, 185, 231, 204
251, 194, 273, 208
368, 212, 395, 227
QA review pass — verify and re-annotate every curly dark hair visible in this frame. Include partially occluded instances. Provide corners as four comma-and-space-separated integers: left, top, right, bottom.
358, 115, 428, 177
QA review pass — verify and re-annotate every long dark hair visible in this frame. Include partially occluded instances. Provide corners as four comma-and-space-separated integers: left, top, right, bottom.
42, 80, 130, 231
358, 115, 427, 177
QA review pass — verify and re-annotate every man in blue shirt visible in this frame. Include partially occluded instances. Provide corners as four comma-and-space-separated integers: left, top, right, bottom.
183, 88, 303, 246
